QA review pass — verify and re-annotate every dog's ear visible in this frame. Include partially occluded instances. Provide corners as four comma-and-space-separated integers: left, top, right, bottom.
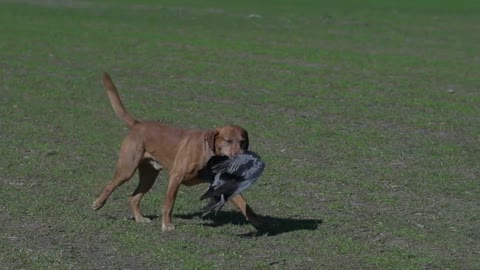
205, 129, 219, 153
243, 130, 249, 150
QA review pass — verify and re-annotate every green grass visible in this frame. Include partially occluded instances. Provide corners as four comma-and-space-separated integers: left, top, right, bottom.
1, 0, 479, 268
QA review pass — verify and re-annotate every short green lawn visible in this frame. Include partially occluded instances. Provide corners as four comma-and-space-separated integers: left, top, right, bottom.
1, 0, 478, 268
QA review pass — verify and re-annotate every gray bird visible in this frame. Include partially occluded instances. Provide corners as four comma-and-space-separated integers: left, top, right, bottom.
200, 151, 265, 217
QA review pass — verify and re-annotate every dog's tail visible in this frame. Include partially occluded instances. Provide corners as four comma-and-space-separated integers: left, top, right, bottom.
102, 72, 139, 128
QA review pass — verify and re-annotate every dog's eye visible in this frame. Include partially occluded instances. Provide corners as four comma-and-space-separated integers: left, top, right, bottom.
225, 139, 233, 144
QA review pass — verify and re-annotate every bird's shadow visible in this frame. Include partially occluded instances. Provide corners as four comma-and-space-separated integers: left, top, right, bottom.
175, 211, 322, 237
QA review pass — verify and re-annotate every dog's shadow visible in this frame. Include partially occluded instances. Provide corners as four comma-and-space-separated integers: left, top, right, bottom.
174, 211, 322, 236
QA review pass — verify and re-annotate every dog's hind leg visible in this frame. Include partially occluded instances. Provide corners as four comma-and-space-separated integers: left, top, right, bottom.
92, 134, 144, 211
129, 160, 160, 222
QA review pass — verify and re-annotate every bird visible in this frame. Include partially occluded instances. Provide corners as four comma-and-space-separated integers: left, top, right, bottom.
200, 151, 265, 217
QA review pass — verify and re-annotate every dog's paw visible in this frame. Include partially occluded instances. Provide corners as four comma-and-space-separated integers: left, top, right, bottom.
162, 223, 175, 232
92, 200, 105, 210
136, 216, 152, 223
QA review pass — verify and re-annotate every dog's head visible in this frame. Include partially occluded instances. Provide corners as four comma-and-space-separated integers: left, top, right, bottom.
206, 125, 249, 157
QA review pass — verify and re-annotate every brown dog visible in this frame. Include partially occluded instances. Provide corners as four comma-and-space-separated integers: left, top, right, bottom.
92, 73, 259, 231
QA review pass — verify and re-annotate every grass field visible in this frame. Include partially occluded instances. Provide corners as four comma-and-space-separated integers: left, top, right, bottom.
1, 0, 479, 268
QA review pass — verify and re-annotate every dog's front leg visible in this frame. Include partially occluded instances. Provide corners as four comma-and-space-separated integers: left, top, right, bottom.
161, 173, 183, 231
230, 194, 262, 229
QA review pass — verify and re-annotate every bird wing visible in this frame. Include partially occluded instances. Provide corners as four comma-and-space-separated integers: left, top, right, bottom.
200, 173, 237, 200
210, 174, 239, 194
200, 151, 266, 216
236, 158, 265, 179
226, 160, 265, 199
210, 158, 232, 174
211, 152, 262, 176
226, 156, 254, 174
